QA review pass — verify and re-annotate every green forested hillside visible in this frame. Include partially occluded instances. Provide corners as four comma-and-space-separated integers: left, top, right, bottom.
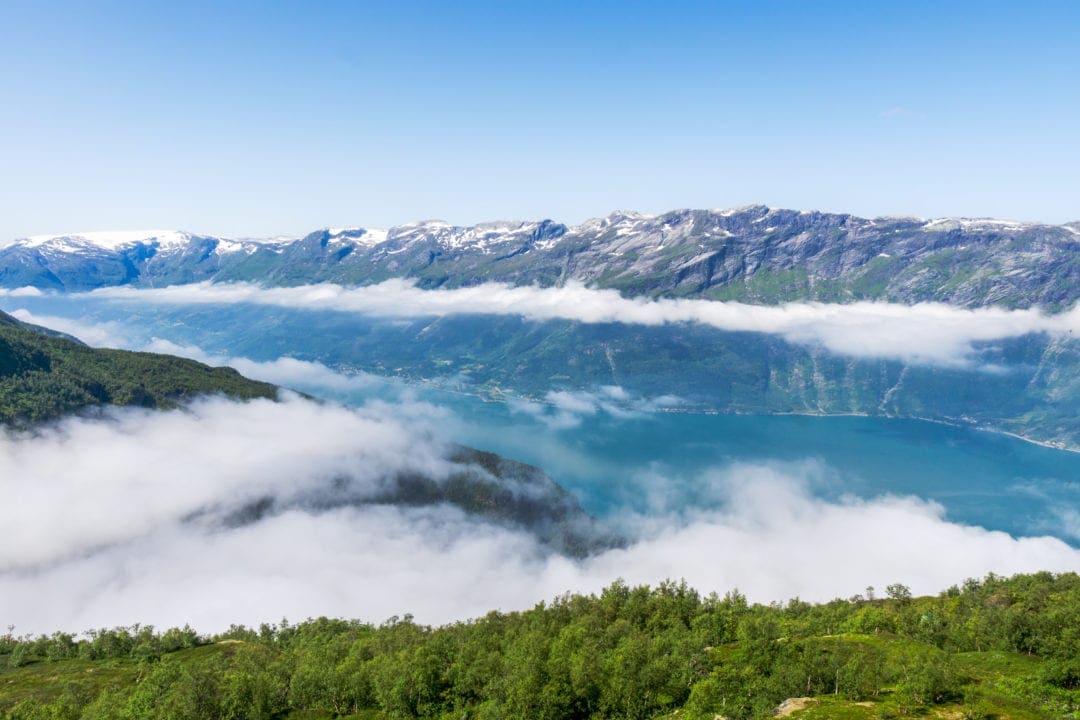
1, 573, 1078, 720
0, 310, 277, 423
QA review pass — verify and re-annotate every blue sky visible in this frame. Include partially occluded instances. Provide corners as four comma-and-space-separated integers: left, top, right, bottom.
1, 1, 1078, 238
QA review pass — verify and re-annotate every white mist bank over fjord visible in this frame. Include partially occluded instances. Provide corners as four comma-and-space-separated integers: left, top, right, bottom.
2, 395, 1079, 634
4, 298, 1079, 633
0, 395, 451, 571
70, 280, 1080, 367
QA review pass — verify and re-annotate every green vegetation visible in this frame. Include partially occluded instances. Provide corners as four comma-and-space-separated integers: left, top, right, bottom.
0, 310, 277, 424
1, 573, 1078, 719
704, 269, 812, 303
0, 310, 606, 553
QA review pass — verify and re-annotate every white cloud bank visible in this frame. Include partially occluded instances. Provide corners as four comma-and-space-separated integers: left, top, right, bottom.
2, 396, 1078, 634
80, 280, 1080, 366
0, 286, 44, 298
0, 396, 450, 572
510, 386, 683, 429
7, 309, 129, 348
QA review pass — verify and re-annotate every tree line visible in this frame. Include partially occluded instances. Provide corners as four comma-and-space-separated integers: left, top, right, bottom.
2, 572, 1079, 719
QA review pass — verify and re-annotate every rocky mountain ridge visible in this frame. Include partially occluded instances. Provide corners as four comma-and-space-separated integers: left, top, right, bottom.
3, 206, 1077, 309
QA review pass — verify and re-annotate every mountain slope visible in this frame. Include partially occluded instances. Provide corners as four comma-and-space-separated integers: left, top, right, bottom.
0, 309, 278, 424
3, 207, 1078, 308
97, 302, 1079, 451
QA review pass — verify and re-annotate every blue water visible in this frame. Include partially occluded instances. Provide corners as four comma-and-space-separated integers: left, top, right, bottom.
5, 294, 1079, 544
433, 391, 1079, 541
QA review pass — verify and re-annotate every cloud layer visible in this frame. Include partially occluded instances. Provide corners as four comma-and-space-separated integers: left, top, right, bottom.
4, 299, 1078, 634
509, 386, 683, 429
77, 280, 1080, 366
0, 396, 450, 572
2, 396, 1078, 635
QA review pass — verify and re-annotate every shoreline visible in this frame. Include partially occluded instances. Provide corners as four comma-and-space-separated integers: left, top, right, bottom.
413, 379, 1080, 455
1, 295, 1074, 455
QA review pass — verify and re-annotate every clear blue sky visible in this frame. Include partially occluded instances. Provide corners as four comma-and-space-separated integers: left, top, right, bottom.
2, 0, 1078, 238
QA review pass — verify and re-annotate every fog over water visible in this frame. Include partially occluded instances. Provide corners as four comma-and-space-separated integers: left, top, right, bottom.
2, 295, 1079, 634
70, 280, 1080, 367
3, 394, 1079, 634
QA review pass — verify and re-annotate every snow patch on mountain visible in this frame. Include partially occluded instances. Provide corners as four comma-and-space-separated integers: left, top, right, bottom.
4, 208, 1078, 305
20, 230, 193, 251
326, 227, 388, 246
923, 218, 1029, 233
11, 209, 1074, 259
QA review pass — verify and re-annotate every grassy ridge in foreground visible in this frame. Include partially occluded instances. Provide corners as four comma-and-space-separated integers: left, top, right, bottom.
0, 310, 277, 424
1, 573, 1078, 719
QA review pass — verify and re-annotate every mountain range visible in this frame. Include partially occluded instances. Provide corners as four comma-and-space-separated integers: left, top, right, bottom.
3, 206, 1078, 309
2, 206, 1078, 451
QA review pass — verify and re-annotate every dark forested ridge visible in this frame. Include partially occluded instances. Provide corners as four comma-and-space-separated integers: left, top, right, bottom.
0, 309, 278, 424
1, 573, 1078, 719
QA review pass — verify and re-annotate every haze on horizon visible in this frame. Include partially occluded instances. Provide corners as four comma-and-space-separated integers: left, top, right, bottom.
2, 1, 1078, 238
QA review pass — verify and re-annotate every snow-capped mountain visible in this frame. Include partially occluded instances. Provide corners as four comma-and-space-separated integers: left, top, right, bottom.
18, 230, 197, 251
2, 206, 1077, 308
5, 230, 295, 255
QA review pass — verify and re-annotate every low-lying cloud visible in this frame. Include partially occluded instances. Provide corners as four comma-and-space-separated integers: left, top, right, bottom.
7, 309, 130, 349
510, 386, 683, 429
2, 396, 1078, 635
0, 286, 44, 298
144, 338, 387, 395
0, 395, 450, 572
78, 280, 1080, 366
5, 301, 1079, 633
